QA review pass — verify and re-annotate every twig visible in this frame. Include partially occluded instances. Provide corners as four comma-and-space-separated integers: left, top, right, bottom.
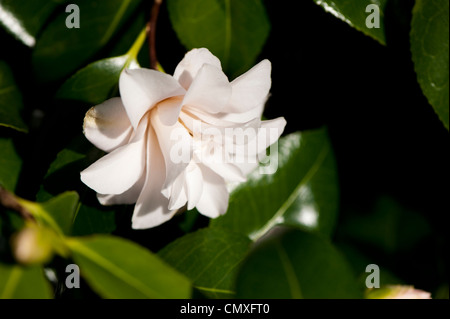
0, 186, 35, 221
146, 0, 163, 70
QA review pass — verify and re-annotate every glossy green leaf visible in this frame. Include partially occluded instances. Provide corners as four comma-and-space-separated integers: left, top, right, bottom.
0, 263, 52, 299
159, 228, 251, 298
18, 192, 79, 236
67, 235, 192, 299
0, 138, 22, 191
411, 0, 449, 130
235, 229, 361, 299
211, 128, 339, 240
56, 28, 145, 105
37, 137, 116, 236
167, 0, 270, 78
313, 0, 388, 45
56, 55, 129, 105
32, 0, 140, 82
0, 0, 65, 47
0, 61, 28, 132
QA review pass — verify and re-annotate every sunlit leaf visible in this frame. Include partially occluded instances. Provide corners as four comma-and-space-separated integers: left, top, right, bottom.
159, 228, 251, 298
0, 263, 52, 299
313, 0, 388, 45
67, 235, 192, 299
17, 192, 79, 236
211, 128, 339, 240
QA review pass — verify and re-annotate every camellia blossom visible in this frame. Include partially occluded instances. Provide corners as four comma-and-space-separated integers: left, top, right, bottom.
81, 48, 286, 229
366, 285, 432, 299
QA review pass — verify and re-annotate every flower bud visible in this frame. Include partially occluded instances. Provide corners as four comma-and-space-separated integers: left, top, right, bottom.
12, 225, 54, 265
366, 285, 432, 299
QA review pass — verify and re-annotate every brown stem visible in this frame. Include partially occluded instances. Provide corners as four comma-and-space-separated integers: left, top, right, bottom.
147, 0, 163, 70
0, 187, 35, 221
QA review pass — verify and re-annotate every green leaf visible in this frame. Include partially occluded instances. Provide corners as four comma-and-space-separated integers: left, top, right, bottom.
167, 0, 270, 78
56, 55, 128, 105
0, 264, 52, 299
0, 0, 65, 47
235, 229, 362, 299
0, 138, 22, 191
32, 0, 140, 83
37, 136, 116, 236
211, 128, 339, 240
56, 28, 145, 105
159, 228, 251, 298
18, 192, 79, 236
0, 61, 28, 132
340, 197, 431, 254
67, 235, 192, 299
411, 0, 449, 130
313, 0, 388, 45
71, 204, 116, 236
55, 56, 128, 105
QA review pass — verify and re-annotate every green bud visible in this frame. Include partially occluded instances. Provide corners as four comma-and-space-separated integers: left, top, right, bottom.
12, 225, 54, 265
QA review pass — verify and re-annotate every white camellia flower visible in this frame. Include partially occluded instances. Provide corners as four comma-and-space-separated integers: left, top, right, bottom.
81, 48, 286, 229
366, 285, 432, 299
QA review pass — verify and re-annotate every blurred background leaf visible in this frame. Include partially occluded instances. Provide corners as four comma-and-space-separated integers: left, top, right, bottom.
411, 0, 449, 130
0, 138, 22, 192
339, 196, 431, 254
15, 191, 79, 236
0, 263, 52, 299
312, 0, 388, 45
67, 235, 192, 299
0, 61, 28, 132
159, 228, 251, 299
167, 0, 270, 78
211, 128, 339, 240
235, 229, 362, 299
32, 0, 140, 83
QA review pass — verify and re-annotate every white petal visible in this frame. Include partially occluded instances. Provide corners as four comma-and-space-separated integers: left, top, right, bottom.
216, 102, 266, 124
156, 96, 183, 126
184, 102, 265, 126
257, 117, 287, 153
235, 161, 260, 177
185, 163, 203, 210
83, 98, 133, 153
233, 117, 287, 157
132, 127, 176, 229
225, 60, 272, 114
198, 143, 246, 183
151, 112, 192, 192
119, 68, 185, 128
97, 167, 146, 205
167, 173, 188, 211
182, 64, 231, 114
195, 165, 229, 219
80, 128, 147, 195
173, 48, 222, 89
